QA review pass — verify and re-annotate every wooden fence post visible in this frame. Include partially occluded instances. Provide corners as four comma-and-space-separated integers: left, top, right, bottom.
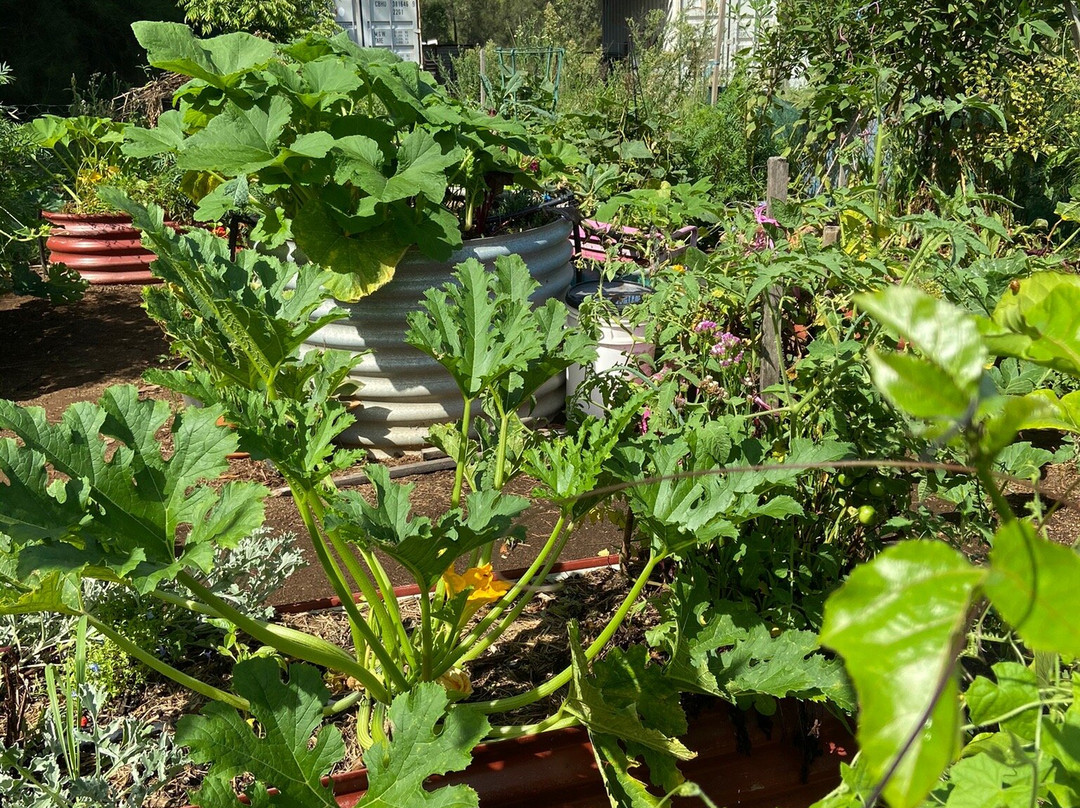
759, 156, 789, 403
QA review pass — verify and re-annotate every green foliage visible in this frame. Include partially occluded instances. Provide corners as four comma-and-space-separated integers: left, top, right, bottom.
179, 660, 344, 807
329, 466, 529, 589
567, 629, 694, 805
754, 0, 1077, 215
180, 661, 488, 808
422, 0, 600, 48
0, 386, 266, 600
821, 542, 983, 808
670, 83, 772, 203
649, 573, 853, 711
125, 21, 545, 301
177, 0, 338, 40
360, 683, 488, 807
406, 255, 596, 403
814, 275, 1080, 808
108, 194, 364, 486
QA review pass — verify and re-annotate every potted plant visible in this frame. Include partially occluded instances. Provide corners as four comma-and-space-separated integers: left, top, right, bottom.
124, 22, 577, 448
24, 114, 188, 284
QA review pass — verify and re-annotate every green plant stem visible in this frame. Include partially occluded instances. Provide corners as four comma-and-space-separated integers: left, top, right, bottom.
292, 486, 369, 659
292, 487, 409, 693
961, 697, 1071, 732
977, 463, 1015, 522
464, 553, 660, 715
451, 397, 473, 509
307, 490, 406, 664
439, 514, 571, 674
176, 570, 391, 703
419, 588, 434, 680
325, 529, 397, 651
486, 712, 580, 740
324, 689, 365, 717
357, 542, 420, 673
84, 614, 250, 712
479, 402, 513, 567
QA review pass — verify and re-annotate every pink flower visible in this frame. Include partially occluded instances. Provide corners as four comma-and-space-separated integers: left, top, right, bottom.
693, 320, 718, 333
754, 204, 778, 226
640, 407, 651, 435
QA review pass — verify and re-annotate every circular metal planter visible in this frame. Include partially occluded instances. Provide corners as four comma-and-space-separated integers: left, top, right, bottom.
302, 218, 575, 450
41, 212, 162, 285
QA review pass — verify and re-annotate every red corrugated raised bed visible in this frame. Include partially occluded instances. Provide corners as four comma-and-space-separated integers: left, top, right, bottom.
42, 211, 164, 285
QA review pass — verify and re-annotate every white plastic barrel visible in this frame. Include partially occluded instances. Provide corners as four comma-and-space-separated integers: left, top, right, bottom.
565, 279, 654, 417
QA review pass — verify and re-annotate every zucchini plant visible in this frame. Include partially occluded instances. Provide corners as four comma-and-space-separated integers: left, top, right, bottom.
123, 21, 550, 301
0, 194, 854, 806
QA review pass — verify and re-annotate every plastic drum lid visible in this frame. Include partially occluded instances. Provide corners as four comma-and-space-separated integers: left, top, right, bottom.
565, 277, 653, 312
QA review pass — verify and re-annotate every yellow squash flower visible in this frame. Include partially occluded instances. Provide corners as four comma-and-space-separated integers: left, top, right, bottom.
442, 563, 510, 620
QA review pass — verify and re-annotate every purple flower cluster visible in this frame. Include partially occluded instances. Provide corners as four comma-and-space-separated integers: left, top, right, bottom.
693, 320, 718, 333
709, 332, 744, 367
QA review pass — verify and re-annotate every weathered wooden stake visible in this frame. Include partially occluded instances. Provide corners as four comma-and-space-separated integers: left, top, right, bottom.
479, 47, 487, 107
822, 225, 840, 247
709, 0, 727, 106
759, 156, 789, 402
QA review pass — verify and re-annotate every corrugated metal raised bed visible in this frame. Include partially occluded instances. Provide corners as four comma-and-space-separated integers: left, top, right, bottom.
302, 218, 575, 450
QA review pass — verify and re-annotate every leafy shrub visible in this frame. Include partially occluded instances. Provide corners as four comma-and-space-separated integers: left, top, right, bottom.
670, 83, 772, 203
176, 0, 338, 39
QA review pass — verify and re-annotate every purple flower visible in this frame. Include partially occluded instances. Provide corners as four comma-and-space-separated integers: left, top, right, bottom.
710, 333, 741, 354
754, 204, 778, 226
694, 320, 718, 333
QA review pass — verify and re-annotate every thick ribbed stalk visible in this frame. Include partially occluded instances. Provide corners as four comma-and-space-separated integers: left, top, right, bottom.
86, 614, 249, 711
356, 542, 420, 673
451, 397, 473, 509
293, 490, 410, 694
486, 712, 580, 740
465, 554, 660, 715
419, 589, 434, 680
176, 571, 391, 703
479, 401, 512, 568
306, 492, 399, 656
291, 486, 369, 660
